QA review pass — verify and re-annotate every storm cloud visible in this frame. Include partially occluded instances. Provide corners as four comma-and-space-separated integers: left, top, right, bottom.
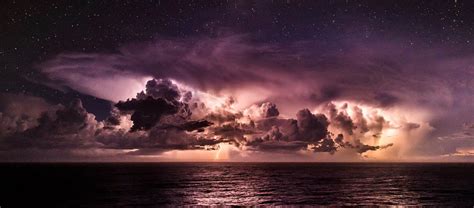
4, 0, 474, 162
3, 33, 474, 161
0, 87, 399, 161
0, 96, 99, 150
37, 34, 471, 113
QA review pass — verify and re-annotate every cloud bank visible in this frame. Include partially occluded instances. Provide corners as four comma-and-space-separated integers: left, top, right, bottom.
0, 78, 424, 161
2, 34, 474, 161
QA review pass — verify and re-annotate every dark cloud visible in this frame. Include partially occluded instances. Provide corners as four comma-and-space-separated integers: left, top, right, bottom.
198, 100, 394, 155
212, 123, 257, 141
0, 93, 52, 135
97, 128, 223, 151
205, 111, 242, 124
247, 140, 309, 152
137, 79, 180, 102
105, 116, 121, 126
326, 103, 355, 135
239, 106, 387, 154
308, 137, 338, 154
103, 108, 122, 129
0, 91, 222, 160
158, 119, 214, 132
36, 35, 474, 163
261, 102, 279, 118
255, 117, 298, 137
30, 99, 90, 136
115, 79, 197, 131
295, 109, 329, 142
177, 120, 214, 132
331, 134, 393, 154
350, 140, 394, 154
1, 98, 98, 150
8, 0, 474, 162
115, 97, 178, 131
0, 90, 396, 161
93, 78, 225, 151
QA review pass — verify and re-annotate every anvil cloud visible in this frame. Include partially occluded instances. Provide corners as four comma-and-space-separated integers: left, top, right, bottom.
1, 34, 474, 161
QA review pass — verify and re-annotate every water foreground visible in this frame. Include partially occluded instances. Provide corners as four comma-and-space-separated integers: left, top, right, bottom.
1, 162, 473, 207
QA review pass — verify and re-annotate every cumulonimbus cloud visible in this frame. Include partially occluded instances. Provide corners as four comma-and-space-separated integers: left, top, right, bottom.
3, 33, 474, 161
0, 78, 403, 161
37, 34, 470, 111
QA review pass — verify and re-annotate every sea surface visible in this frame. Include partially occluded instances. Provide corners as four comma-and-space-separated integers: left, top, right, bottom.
0, 163, 473, 207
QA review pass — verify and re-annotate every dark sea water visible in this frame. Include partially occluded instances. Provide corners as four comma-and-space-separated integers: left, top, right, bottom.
1, 163, 474, 207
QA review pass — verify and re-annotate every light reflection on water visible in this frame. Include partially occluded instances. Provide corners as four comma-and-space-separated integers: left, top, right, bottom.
152, 163, 472, 206
1, 163, 474, 207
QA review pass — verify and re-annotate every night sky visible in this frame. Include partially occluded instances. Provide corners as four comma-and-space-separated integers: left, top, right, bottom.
1, 0, 474, 161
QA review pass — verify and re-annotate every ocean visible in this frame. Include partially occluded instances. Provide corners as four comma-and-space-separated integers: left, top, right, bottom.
1, 163, 473, 207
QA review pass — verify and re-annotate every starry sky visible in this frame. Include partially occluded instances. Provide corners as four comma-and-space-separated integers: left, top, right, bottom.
1, 0, 474, 162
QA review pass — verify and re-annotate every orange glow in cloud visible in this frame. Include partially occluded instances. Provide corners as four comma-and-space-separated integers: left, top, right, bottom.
318, 101, 434, 161
100, 79, 440, 162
